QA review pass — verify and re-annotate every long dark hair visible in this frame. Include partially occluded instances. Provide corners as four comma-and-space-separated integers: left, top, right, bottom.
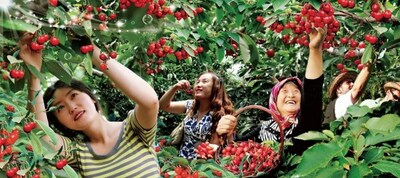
188, 71, 234, 134
43, 79, 101, 140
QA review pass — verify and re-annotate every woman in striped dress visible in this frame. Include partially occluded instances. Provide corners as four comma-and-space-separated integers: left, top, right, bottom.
20, 32, 160, 177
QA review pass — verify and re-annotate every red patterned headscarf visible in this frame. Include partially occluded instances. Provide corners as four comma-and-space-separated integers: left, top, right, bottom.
269, 77, 303, 122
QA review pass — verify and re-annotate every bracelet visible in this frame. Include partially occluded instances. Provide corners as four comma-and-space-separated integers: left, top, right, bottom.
29, 87, 41, 93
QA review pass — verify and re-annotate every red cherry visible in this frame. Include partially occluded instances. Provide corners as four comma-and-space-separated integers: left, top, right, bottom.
36, 35, 48, 44
340, 37, 348, 44
357, 63, 364, 70
49, 37, 59, 46
18, 70, 24, 79
109, 13, 117, 20
256, 16, 264, 22
86, 5, 93, 12
195, 7, 203, 14
154, 146, 161, 152
80, 46, 89, 54
10, 69, 18, 79
347, 0, 355, 8
358, 42, 366, 48
383, 10, 392, 19
55, 161, 64, 170
373, 12, 383, 21
371, 3, 380, 12
24, 123, 33, 133
98, 13, 107, 21
354, 59, 361, 66
336, 63, 344, 70
99, 53, 108, 61
266, 49, 275, 58
196, 46, 204, 53
2, 72, 8, 80
99, 63, 108, 71
84, 13, 92, 20
99, 23, 107, 31
5, 104, 15, 112
48, 0, 58, 7
109, 51, 117, 59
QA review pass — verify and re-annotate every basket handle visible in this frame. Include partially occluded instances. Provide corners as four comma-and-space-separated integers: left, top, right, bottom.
232, 105, 285, 156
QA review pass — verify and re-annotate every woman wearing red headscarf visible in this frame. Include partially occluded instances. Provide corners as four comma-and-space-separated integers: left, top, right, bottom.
216, 27, 326, 154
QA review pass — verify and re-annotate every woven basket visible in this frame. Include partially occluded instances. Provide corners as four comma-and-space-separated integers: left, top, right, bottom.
215, 105, 285, 177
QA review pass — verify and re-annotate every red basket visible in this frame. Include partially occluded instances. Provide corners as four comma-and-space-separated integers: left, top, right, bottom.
215, 105, 285, 177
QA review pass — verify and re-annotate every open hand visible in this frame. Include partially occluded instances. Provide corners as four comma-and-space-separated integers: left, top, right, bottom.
216, 115, 237, 136
308, 26, 327, 50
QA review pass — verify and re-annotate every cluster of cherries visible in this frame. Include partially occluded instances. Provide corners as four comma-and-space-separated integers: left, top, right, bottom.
162, 166, 200, 178
145, 0, 173, 18
194, 142, 217, 159
55, 158, 68, 170
145, 37, 204, 74
220, 140, 278, 176
119, 0, 153, 9
98, 51, 118, 71
173, 7, 204, 21
370, 3, 392, 21
30, 34, 59, 52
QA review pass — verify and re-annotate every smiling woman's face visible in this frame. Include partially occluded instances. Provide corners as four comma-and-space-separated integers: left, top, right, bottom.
52, 87, 98, 131
276, 82, 301, 117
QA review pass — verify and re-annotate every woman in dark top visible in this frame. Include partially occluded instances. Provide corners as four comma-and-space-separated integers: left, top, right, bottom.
217, 27, 326, 154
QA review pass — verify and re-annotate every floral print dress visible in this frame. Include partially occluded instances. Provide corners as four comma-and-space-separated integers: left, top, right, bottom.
179, 100, 212, 159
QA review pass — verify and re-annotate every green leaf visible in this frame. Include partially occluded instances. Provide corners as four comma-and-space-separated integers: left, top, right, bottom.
372, 26, 388, 35
373, 160, 400, 177
83, 54, 93, 76
29, 132, 43, 155
272, 0, 290, 10
63, 164, 79, 178
0, 18, 39, 33
26, 64, 47, 87
7, 55, 23, 64
176, 29, 190, 40
363, 148, 384, 164
36, 120, 58, 145
394, 26, 400, 39
235, 13, 244, 27
380, 38, 400, 50
226, 33, 240, 44
293, 142, 342, 177
315, 165, 346, 178
216, 7, 224, 24
322, 130, 335, 139
346, 105, 370, 117
216, 47, 225, 62
256, 0, 268, 7
45, 60, 72, 84
348, 163, 371, 178
310, 0, 322, 10
361, 44, 373, 64
82, 20, 93, 37
216, 0, 223, 7
69, 25, 87, 36
354, 135, 365, 158
295, 131, 329, 141
349, 117, 369, 135
365, 127, 400, 146
365, 114, 400, 134
172, 157, 189, 167
239, 33, 259, 66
